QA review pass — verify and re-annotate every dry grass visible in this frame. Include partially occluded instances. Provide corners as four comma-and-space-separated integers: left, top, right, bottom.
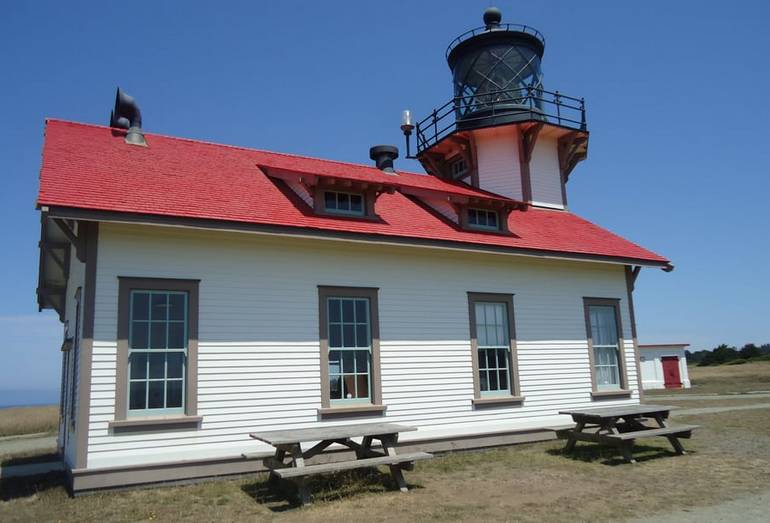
0, 406, 58, 437
646, 360, 770, 395
663, 396, 770, 410
2, 367, 770, 522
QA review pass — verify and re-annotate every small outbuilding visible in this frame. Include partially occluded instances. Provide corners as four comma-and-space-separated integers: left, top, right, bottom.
639, 344, 691, 390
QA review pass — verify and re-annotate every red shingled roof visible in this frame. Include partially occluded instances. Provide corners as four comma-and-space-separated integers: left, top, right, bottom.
37, 119, 669, 266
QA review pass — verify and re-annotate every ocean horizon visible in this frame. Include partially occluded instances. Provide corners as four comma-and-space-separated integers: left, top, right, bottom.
0, 389, 59, 408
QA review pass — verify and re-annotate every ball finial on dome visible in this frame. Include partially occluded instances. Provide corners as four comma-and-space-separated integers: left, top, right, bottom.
483, 7, 502, 28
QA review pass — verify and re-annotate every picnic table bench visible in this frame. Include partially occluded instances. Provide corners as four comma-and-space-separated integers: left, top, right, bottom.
244, 422, 432, 504
557, 404, 699, 463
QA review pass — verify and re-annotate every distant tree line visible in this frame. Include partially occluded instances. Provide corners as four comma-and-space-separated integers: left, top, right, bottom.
685, 344, 770, 366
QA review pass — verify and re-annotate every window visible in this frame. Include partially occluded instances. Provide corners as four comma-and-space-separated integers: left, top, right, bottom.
467, 293, 522, 404
127, 290, 188, 414
467, 208, 500, 231
583, 298, 628, 395
450, 157, 468, 179
327, 297, 371, 403
318, 286, 383, 413
323, 191, 365, 216
115, 277, 199, 422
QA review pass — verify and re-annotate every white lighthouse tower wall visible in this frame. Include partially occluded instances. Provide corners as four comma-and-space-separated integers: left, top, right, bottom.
529, 134, 565, 209
474, 126, 524, 201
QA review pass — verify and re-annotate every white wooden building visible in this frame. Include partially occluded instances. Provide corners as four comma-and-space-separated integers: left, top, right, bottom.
36, 8, 673, 492
639, 344, 691, 390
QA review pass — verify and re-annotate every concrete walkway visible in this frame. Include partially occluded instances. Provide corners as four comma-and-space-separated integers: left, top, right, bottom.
0, 433, 60, 478
626, 489, 770, 523
0, 433, 56, 455
0, 461, 63, 478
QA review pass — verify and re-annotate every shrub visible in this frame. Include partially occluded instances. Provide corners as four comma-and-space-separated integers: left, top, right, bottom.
726, 358, 748, 365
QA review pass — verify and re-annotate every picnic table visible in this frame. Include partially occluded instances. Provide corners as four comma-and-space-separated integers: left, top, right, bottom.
245, 422, 433, 504
557, 404, 699, 463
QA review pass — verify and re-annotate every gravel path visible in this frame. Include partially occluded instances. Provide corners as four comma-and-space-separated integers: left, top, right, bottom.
626, 489, 770, 522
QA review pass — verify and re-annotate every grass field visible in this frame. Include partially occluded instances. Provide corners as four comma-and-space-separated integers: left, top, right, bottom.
2, 363, 770, 522
647, 360, 770, 395
0, 406, 58, 438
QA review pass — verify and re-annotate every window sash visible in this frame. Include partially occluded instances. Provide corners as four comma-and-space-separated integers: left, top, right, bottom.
588, 303, 623, 391
474, 302, 512, 395
324, 191, 365, 216
468, 208, 500, 230
127, 290, 188, 416
327, 297, 372, 403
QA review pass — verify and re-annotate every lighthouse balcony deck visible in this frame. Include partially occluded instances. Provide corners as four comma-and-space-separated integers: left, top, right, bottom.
414, 86, 587, 155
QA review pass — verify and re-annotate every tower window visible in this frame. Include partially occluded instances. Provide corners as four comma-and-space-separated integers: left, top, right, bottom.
324, 191, 365, 216
468, 208, 500, 230
450, 157, 468, 179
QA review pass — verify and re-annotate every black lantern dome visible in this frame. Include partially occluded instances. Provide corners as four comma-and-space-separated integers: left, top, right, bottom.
446, 7, 546, 130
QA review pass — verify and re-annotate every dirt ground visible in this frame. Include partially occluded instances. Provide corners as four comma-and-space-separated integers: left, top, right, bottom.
2, 363, 770, 522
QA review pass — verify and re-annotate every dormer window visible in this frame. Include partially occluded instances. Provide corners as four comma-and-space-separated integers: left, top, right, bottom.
323, 191, 365, 217
467, 208, 500, 231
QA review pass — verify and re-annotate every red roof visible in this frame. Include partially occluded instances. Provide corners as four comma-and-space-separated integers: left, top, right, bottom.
37, 119, 669, 266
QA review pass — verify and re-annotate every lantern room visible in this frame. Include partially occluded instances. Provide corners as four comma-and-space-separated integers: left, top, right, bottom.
404, 7, 589, 209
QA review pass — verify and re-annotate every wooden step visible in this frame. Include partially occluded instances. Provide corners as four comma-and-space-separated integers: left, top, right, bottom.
606, 424, 699, 441
272, 452, 433, 479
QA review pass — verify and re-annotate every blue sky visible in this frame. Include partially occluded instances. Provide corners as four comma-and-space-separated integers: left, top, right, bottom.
1, 1, 768, 397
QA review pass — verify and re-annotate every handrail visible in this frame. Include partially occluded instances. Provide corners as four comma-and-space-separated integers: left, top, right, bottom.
446, 24, 546, 59
414, 86, 586, 154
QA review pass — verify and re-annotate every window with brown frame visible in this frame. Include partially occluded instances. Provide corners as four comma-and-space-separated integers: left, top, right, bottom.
583, 297, 631, 397
467, 292, 523, 406
318, 286, 384, 416
112, 277, 201, 427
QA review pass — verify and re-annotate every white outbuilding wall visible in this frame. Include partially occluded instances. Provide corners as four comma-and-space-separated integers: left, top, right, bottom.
639, 344, 691, 390
84, 222, 642, 470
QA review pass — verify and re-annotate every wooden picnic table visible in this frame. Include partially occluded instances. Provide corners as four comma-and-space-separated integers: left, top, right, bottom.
246, 422, 432, 504
558, 404, 699, 463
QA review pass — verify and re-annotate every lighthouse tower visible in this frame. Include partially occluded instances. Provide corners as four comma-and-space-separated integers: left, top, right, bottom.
406, 7, 588, 209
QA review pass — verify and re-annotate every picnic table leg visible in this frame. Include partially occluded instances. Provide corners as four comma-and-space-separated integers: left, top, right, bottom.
653, 414, 687, 455
289, 443, 312, 505
381, 434, 409, 493
607, 420, 637, 464
564, 420, 585, 453
268, 448, 286, 485
357, 436, 373, 459
619, 442, 637, 464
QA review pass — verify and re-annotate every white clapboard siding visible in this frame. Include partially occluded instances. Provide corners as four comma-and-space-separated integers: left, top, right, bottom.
529, 134, 565, 209
83, 223, 641, 469
474, 126, 523, 200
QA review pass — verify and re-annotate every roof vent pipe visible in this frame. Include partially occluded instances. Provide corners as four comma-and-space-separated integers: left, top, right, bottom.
109, 88, 146, 146
369, 145, 399, 173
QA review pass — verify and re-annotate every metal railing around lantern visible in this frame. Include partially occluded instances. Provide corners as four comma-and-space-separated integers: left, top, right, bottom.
410, 87, 586, 155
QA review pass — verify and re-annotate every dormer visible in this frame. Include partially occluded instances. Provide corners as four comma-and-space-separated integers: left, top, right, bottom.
260, 155, 524, 234
260, 166, 397, 220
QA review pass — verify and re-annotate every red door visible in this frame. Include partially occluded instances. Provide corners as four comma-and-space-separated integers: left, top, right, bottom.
662, 357, 682, 389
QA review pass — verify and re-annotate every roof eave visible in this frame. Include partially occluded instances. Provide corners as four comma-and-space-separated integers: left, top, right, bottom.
40, 205, 672, 270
